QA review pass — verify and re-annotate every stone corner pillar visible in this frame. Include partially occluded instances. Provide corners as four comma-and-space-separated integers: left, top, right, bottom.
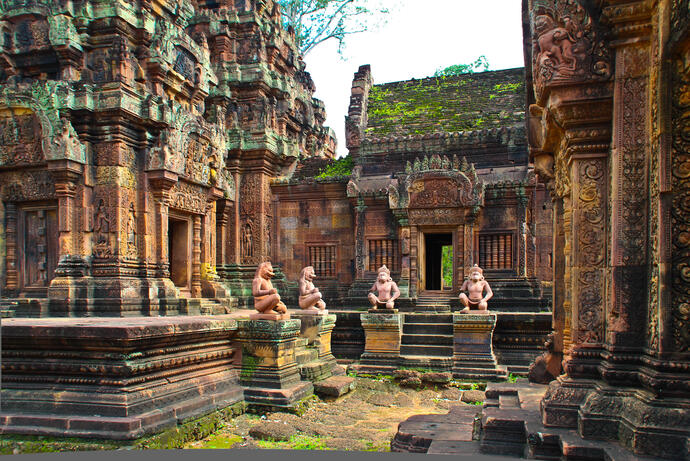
452, 312, 507, 381
354, 310, 403, 374
236, 318, 314, 411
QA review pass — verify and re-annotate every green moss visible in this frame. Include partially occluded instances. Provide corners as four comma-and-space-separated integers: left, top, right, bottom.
256, 434, 330, 450
195, 433, 243, 449
314, 156, 354, 179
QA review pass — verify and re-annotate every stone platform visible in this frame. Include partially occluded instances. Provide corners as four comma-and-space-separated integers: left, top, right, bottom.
392, 381, 667, 460
0, 315, 244, 440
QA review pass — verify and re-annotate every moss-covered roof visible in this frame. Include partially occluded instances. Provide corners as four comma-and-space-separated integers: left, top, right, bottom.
365, 68, 525, 138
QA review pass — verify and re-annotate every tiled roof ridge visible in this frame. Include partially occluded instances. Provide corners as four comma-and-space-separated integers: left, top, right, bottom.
371, 67, 525, 88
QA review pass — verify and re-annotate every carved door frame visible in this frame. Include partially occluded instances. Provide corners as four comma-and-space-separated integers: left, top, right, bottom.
16, 201, 58, 297
415, 225, 460, 295
168, 210, 193, 297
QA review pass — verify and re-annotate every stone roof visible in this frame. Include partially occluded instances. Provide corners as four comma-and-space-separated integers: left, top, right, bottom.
365, 68, 526, 138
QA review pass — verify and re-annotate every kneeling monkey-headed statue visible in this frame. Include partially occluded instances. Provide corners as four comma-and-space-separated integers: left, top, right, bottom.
298, 266, 326, 311
368, 265, 400, 310
252, 261, 287, 315
458, 264, 493, 313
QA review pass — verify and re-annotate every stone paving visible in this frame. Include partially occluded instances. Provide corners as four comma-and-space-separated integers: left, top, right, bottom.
184, 376, 482, 452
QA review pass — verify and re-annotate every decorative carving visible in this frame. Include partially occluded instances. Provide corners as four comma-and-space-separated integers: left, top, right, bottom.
0, 111, 44, 166
2, 170, 55, 201
93, 198, 112, 259
242, 218, 254, 261
671, 54, 690, 352
576, 159, 606, 344
125, 203, 137, 259
408, 208, 465, 226
530, 0, 611, 100
170, 181, 207, 215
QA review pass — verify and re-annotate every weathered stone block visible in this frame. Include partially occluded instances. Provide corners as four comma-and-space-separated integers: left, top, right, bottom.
452, 313, 507, 381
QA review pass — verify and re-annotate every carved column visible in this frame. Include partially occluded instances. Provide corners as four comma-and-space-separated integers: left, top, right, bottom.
409, 225, 419, 298
567, 152, 609, 379
50, 161, 83, 260
4, 202, 18, 292
216, 199, 231, 267
603, 3, 653, 384
354, 199, 367, 279
397, 219, 411, 298
516, 190, 529, 277
149, 172, 177, 278
192, 215, 202, 298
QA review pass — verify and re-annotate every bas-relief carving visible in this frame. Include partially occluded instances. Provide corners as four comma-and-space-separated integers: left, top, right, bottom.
530, 0, 611, 100
92, 198, 112, 259
576, 159, 606, 344
0, 82, 86, 164
1, 170, 55, 201
170, 181, 207, 215
0, 111, 44, 166
672, 54, 690, 352
408, 208, 465, 226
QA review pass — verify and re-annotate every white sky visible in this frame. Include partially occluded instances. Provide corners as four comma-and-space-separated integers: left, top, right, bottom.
303, 0, 526, 156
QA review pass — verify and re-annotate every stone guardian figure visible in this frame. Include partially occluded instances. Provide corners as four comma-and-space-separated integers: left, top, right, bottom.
252, 261, 287, 315
458, 264, 493, 313
368, 265, 400, 310
298, 266, 326, 311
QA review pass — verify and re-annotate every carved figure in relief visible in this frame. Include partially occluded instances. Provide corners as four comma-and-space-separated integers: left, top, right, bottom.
242, 221, 253, 258
458, 265, 493, 313
534, 14, 579, 75
368, 265, 400, 310
126, 203, 137, 256
252, 261, 287, 314
298, 266, 326, 311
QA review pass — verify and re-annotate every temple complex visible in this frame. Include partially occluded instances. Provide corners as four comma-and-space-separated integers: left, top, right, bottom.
1, 0, 688, 458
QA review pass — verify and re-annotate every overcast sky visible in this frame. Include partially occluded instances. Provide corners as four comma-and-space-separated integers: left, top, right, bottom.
303, 0, 526, 156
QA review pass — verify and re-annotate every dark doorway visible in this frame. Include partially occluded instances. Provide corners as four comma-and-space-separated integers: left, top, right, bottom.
168, 217, 191, 294
424, 233, 453, 291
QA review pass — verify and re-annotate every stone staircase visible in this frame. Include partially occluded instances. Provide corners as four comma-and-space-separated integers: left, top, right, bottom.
413, 293, 455, 312
399, 313, 454, 371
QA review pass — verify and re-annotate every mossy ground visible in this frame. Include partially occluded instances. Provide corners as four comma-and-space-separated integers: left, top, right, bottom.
1, 377, 485, 454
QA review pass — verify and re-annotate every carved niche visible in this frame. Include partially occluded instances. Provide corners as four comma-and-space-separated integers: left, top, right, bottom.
530, 0, 611, 100
0, 81, 86, 164
0, 109, 44, 166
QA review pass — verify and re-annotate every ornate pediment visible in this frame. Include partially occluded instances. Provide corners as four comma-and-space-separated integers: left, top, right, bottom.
390, 154, 484, 212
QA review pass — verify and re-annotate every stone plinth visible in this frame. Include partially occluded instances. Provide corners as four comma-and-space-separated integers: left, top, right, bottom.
452, 313, 507, 381
0, 316, 244, 440
236, 319, 313, 411
292, 311, 339, 378
352, 311, 403, 374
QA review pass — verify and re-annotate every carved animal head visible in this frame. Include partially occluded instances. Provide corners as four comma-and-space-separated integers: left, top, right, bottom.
469, 264, 484, 281
377, 265, 391, 282
255, 261, 275, 279
534, 14, 557, 36
300, 266, 316, 282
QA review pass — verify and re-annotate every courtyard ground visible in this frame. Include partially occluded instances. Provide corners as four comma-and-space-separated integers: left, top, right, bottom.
184, 375, 484, 452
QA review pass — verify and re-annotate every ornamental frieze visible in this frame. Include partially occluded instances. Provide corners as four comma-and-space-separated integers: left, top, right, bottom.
170, 181, 208, 215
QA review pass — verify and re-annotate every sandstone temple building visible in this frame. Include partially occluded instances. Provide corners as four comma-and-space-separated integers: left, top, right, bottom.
0, 0, 688, 459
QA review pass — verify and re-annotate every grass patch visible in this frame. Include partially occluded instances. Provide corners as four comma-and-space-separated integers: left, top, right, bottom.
196, 433, 243, 449
256, 434, 330, 450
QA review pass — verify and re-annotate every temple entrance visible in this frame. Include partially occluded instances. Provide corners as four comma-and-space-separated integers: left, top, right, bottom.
423, 233, 453, 291
18, 204, 58, 296
168, 216, 192, 296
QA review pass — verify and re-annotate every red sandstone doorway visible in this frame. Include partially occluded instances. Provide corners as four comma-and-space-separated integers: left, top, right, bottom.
17, 203, 58, 297
168, 215, 192, 297
422, 233, 453, 292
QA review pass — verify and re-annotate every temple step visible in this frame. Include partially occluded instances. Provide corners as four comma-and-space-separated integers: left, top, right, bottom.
401, 333, 454, 346
403, 322, 453, 335
400, 344, 454, 357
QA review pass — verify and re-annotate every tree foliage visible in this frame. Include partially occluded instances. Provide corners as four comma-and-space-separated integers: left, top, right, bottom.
277, 0, 389, 56
434, 55, 490, 77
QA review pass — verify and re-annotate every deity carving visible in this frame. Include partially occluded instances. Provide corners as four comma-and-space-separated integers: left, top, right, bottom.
368, 265, 400, 310
298, 266, 326, 311
252, 261, 287, 315
126, 203, 137, 258
458, 265, 493, 313
53, 118, 86, 163
242, 220, 254, 259
93, 199, 112, 258
534, 14, 580, 76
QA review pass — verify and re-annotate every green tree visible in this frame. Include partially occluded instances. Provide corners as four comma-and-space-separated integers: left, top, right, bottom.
434, 55, 490, 77
277, 0, 389, 56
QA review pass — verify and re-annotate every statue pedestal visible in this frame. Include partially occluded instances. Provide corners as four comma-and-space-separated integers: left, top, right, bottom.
452, 313, 507, 380
352, 311, 403, 374
291, 312, 341, 381
236, 319, 313, 411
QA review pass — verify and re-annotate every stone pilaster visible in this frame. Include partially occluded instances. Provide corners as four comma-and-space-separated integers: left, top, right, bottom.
236, 319, 314, 411
452, 313, 507, 380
